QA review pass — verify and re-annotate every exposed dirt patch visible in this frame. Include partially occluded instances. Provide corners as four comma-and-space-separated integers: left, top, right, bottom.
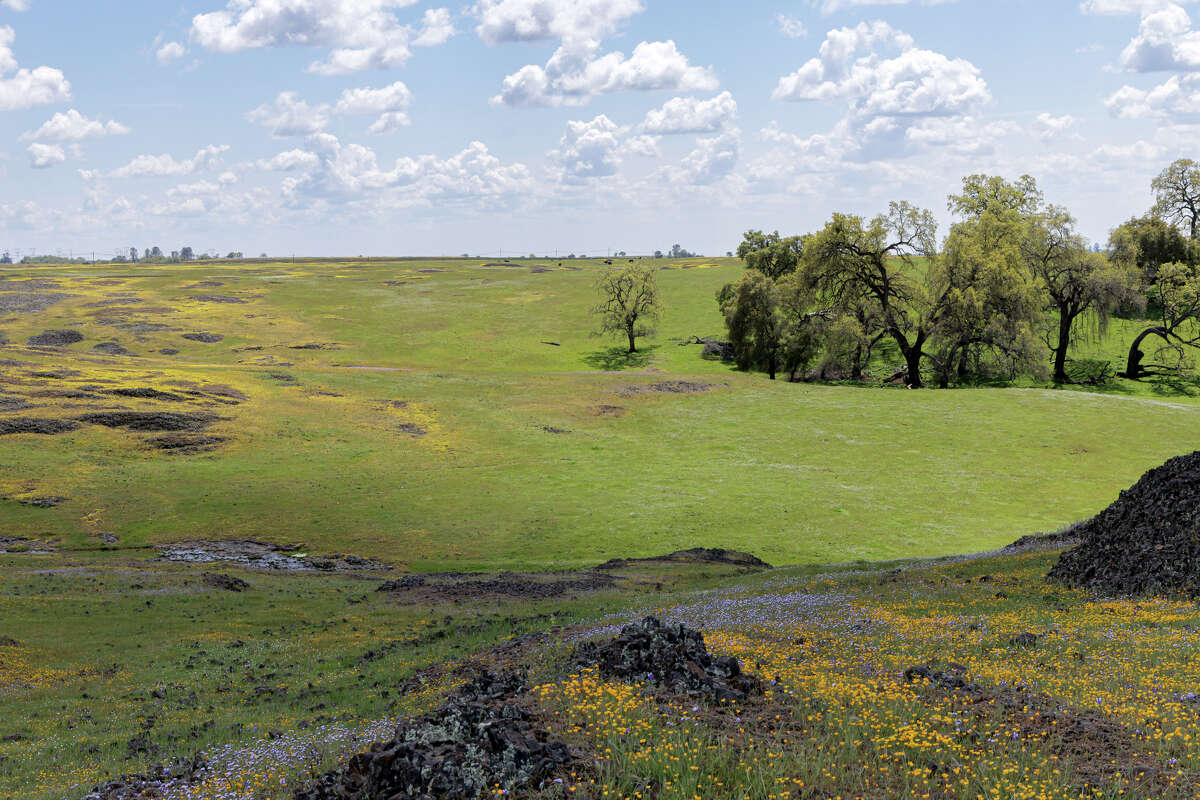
593, 404, 627, 417
185, 281, 224, 289
620, 380, 715, 396
0, 278, 61, 291
78, 412, 218, 432
201, 572, 249, 592
378, 571, 618, 602
595, 547, 773, 570
27, 329, 84, 347
92, 342, 132, 356
159, 540, 387, 572
146, 433, 226, 453
0, 417, 80, 435
181, 332, 223, 343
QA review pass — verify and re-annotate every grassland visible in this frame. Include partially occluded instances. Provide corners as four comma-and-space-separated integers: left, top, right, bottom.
2, 257, 1199, 570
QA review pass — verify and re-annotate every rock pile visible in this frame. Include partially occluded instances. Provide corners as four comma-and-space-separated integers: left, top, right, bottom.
294, 672, 570, 800
1049, 451, 1200, 598
84, 754, 206, 800
573, 616, 762, 703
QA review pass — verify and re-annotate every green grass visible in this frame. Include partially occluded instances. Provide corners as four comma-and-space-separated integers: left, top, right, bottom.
2, 257, 1199, 570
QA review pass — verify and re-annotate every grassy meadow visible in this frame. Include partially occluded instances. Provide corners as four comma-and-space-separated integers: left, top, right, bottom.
1, 257, 1198, 570
6, 257, 1200, 800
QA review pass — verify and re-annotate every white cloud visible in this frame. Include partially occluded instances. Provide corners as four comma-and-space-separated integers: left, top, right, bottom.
678, 129, 740, 185
246, 91, 330, 137
111, 144, 230, 178
22, 109, 129, 142
190, 0, 450, 75
0, 26, 70, 110
493, 38, 717, 107
810, 0, 956, 12
1031, 112, 1079, 139
772, 21, 988, 117
549, 114, 624, 181
0, 0, 30, 10
412, 8, 455, 47
156, 41, 186, 65
1118, 4, 1200, 71
777, 14, 808, 39
474, 0, 643, 44
1081, 0, 1190, 14
27, 142, 64, 169
1106, 72, 1200, 117
334, 81, 413, 132
257, 149, 321, 171
641, 91, 736, 134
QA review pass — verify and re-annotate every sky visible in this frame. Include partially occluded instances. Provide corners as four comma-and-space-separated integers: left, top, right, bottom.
0, 0, 1197, 258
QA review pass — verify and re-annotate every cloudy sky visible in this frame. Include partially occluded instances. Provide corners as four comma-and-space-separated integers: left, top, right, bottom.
0, 0, 1196, 257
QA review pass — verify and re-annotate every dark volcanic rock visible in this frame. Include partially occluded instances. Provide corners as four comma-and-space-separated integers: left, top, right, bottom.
1049, 451, 1200, 598
28, 329, 84, 347
376, 575, 427, 591
182, 332, 223, 343
0, 417, 80, 435
294, 671, 570, 800
202, 572, 249, 592
78, 412, 217, 432
92, 342, 131, 356
595, 547, 773, 570
573, 616, 763, 703
84, 754, 206, 800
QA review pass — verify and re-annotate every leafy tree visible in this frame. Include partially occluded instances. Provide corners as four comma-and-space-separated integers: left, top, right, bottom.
736, 230, 805, 279
802, 202, 939, 386
1153, 159, 1200, 240
592, 263, 662, 353
718, 270, 820, 380
128, 247, 138, 262
150, 246, 163, 258
180, 246, 195, 261
0, 252, 11, 265
1025, 207, 1135, 383
1123, 262, 1200, 378
1109, 215, 1192, 284
653, 250, 663, 259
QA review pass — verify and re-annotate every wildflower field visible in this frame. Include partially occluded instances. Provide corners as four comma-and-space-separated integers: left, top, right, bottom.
5, 257, 1200, 798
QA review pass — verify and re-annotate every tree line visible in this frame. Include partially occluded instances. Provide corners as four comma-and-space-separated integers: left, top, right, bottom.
719, 161, 1200, 388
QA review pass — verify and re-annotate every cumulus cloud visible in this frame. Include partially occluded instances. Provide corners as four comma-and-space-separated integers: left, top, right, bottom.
0, 0, 30, 10
257, 149, 322, 171
27, 142, 64, 168
641, 91, 736, 134
0, 26, 70, 110
190, 0, 452, 75
1081, 0, 1191, 14
1117, 4, 1200, 71
772, 21, 988, 116
246, 91, 330, 137
334, 81, 413, 133
475, 0, 643, 44
809, 0, 956, 12
22, 109, 129, 142
493, 38, 717, 107
1031, 112, 1079, 139
110, 144, 230, 178
678, 129, 740, 185
777, 14, 808, 39
548, 114, 624, 181
156, 41, 186, 65
1107, 72, 1200, 117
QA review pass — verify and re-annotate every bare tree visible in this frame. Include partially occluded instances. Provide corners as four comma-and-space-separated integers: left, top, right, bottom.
1153, 159, 1200, 240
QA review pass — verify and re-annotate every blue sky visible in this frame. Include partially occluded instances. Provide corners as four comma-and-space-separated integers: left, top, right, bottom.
0, 0, 1195, 257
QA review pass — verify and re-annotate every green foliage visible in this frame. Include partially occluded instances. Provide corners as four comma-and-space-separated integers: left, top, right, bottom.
1109, 215, 1193, 284
1152, 158, 1200, 240
735, 230, 805, 279
592, 263, 663, 353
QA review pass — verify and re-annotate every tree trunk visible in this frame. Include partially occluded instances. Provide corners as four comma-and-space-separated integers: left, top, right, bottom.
627, 330, 636, 354
1124, 326, 1168, 379
904, 346, 924, 388
1053, 311, 1073, 384
767, 353, 777, 381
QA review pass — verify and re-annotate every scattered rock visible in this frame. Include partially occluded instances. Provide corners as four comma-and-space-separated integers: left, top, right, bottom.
182, 332, 223, 343
621, 381, 715, 396
380, 572, 617, 602
84, 754, 206, 800
573, 616, 763, 703
541, 425, 570, 434
17, 496, 67, 508
1049, 451, 1200, 598
0, 396, 32, 411
159, 540, 387, 572
1006, 526, 1083, 554
375, 576, 427, 592
593, 404, 626, 417
0, 636, 18, 646
0, 293, 71, 314
27, 329, 84, 347
78, 412, 217, 432
92, 342, 131, 356
903, 663, 980, 692
201, 572, 250, 592
190, 295, 247, 304
159, 348, 180, 356
0, 417, 80, 435
701, 340, 735, 361
146, 434, 226, 453
595, 548, 773, 570
294, 671, 571, 800
102, 387, 186, 401
1010, 632, 1039, 648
